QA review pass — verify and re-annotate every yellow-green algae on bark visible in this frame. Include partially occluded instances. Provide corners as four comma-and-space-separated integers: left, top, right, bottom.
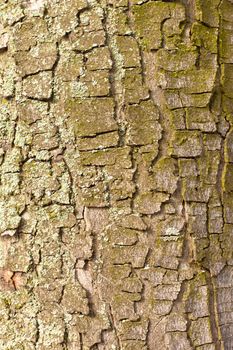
0, 0, 232, 349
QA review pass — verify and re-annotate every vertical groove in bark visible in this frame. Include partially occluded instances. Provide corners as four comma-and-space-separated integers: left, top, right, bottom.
0, 0, 232, 349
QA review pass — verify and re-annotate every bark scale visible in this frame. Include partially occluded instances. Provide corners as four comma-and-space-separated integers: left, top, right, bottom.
0, 0, 232, 349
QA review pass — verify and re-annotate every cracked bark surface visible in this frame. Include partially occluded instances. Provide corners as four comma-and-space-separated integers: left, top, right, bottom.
0, 0, 232, 349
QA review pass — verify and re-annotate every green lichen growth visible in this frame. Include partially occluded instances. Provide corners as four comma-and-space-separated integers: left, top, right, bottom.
191, 22, 218, 54
132, 2, 170, 50
194, 0, 220, 27
222, 163, 233, 193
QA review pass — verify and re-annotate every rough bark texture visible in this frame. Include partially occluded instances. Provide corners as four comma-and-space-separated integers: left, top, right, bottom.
0, 0, 233, 349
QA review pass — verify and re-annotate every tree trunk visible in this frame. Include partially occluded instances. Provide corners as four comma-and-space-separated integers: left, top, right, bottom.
0, 0, 232, 349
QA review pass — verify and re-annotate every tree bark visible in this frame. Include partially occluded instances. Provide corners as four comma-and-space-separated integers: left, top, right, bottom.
0, 0, 232, 349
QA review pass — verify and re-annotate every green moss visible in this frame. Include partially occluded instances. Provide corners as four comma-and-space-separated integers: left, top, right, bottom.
221, 64, 233, 99
66, 98, 117, 137
222, 163, 233, 192
222, 224, 233, 261
155, 47, 198, 71
198, 150, 220, 184
225, 128, 233, 162
223, 192, 233, 223
171, 130, 203, 157
191, 22, 218, 54
133, 2, 170, 23
222, 96, 233, 123
219, 0, 233, 22
219, 26, 233, 61
132, 2, 170, 50
184, 274, 207, 307
159, 66, 216, 94
170, 109, 186, 129
194, 0, 220, 27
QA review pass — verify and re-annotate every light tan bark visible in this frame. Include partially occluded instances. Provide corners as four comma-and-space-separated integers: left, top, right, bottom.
0, 0, 232, 349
